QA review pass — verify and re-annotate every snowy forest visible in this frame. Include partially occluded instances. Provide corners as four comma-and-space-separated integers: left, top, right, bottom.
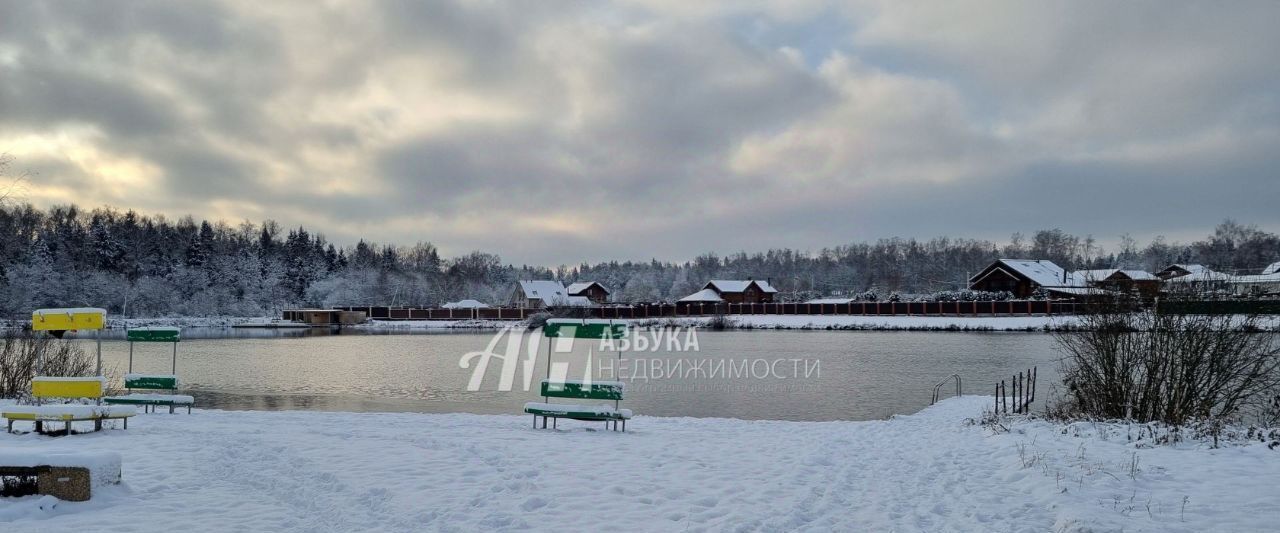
0, 197, 1277, 318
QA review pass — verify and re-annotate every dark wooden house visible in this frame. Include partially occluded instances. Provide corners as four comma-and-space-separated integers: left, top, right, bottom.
968, 259, 1079, 298
702, 280, 778, 304
1155, 264, 1209, 280
566, 282, 611, 304
1073, 269, 1161, 298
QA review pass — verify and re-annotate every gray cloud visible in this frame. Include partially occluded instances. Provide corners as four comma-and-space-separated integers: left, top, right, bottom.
1, 0, 1277, 265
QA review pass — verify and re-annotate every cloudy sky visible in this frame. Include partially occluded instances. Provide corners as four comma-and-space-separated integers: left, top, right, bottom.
2, 1, 1277, 266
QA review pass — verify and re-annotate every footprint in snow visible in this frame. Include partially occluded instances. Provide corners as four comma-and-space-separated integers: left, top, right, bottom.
520, 496, 548, 511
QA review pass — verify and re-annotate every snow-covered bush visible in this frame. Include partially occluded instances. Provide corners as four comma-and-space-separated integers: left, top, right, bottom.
928, 290, 1014, 302
526, 312, 552, 330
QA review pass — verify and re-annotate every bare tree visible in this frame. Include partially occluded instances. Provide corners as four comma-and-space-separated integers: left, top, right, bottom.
1055, 291, 1280, 425
0, 330, 97, 399
0, 153, 31, 207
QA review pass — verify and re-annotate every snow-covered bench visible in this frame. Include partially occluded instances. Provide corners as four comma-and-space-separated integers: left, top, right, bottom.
104, 374, 194, 414
2, 377, 136, 434
0, 451, 122, 501
524, 380, 631, 431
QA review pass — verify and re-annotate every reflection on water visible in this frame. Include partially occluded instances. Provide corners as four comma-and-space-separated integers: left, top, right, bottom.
68, 328, 1065, 421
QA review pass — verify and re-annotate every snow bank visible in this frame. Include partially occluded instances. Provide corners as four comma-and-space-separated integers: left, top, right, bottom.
357, 315, 1079, 332
354, 319, 517, 331
705, 314, 1080, 331
1, 397, 1275, 531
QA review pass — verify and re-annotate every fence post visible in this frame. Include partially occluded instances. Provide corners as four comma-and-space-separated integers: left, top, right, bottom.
1014, 373, 1021, 413
1024, 366, 1034, 404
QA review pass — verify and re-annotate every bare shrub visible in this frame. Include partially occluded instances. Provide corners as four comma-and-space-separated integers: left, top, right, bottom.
0, 329, 97, 398
705, 313, 735, 331
1054, 295, 1280, 426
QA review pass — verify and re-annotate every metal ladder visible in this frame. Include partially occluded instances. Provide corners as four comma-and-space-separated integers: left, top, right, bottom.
930, 374, 962, 404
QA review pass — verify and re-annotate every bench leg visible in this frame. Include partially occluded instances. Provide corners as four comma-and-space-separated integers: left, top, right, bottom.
6, 419, 12, 433
169, 405, 175, 414
553, 417, 557, 429
622, 419, 626, 432
35, 420, 43, 434
94, 419, 102, 432
188, 405, 192, 414
68, 420, 75, 435
124, 417, 128, 429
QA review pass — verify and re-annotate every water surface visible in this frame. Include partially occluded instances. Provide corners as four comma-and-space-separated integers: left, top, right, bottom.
70, 328, 1062, 421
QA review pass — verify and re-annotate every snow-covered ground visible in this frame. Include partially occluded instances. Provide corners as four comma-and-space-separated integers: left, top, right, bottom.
357, 314, 1083, 332
353, 319, 516, 331
708, 314, 1078, 331
2, 396, 1275, 532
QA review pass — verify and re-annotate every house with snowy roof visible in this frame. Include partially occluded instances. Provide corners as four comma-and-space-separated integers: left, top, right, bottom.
565, 281, 610, 304
679, 279, 778, 304
1155, 264, 1212, 280
1070, 269, 1162, 298
968, 259, 1094, 299
678, 288, 724, 303
511, 281, 592, 308
1226, 271, 1280, 296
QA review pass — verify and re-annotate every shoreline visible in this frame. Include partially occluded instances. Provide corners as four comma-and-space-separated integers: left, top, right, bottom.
3, 313, 1277, 334
351, 314, 1088, 332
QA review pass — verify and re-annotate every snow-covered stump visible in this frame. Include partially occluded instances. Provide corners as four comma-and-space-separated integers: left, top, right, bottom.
0, 451, 121, 502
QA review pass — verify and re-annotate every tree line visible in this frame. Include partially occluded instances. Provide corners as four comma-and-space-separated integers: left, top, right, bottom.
0, 202, 1275, 317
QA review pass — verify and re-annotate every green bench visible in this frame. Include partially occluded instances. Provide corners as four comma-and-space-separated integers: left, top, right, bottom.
524, 379, 631, 431
104, 374, 194, 414
102, 327, 194, 414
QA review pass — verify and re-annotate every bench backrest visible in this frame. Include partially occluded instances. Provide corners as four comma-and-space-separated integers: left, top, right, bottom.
124, 374, 179, 390
126, 328, 180, 342
31, 378, 105, 399
541, 380, 624, 400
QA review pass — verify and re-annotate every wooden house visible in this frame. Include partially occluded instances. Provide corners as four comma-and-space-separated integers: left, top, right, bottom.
698, 280, 778, 304
566, 282, 610, 304
1072, 269, 1161, 298
968, 259, 1083, 298
511, 281, 592, 308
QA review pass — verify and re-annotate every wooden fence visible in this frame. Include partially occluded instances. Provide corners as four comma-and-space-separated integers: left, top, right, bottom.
329, 300, 1082, 321
995, 367, 1037, 415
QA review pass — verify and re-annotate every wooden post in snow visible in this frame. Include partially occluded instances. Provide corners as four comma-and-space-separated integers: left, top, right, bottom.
1024, 366, 1034, 404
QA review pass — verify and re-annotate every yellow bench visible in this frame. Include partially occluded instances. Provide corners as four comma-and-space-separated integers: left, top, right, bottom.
3, 377, 136, 435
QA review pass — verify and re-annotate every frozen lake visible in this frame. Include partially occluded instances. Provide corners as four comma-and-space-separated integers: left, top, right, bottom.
70, 328, 1062, 421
